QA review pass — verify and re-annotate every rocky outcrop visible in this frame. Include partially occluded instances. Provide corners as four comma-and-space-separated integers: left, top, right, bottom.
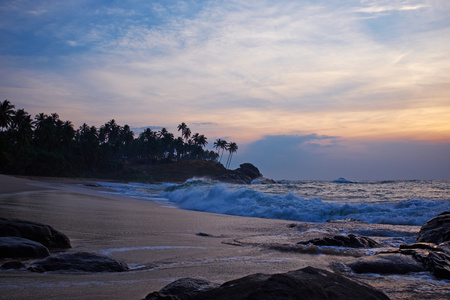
0, 218, 71, 249
144, 267, 389, 300
29, 252, 129, 273
213, 163, 263, 184
298, 234, 378, 248
348, 213, 450, 279
0, 236, 50, 258
145, 278, 220, 300
416, 211, 450, 244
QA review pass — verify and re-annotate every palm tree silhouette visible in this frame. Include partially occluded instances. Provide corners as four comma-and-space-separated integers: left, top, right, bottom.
226, 142, 238, 169
0, 100, 15, 130
214, 139, 228, 163
177, 122, 187, 137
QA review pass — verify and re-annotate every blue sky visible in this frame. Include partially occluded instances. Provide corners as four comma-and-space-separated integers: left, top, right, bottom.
1, 0, 449, 180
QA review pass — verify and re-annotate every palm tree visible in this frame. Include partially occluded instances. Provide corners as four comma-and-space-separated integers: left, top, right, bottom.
0, 100, 15, 130
226, 142, 238, 169
215, 139, 228, 163
10, 109, 33, 147
174, 137, 184, 160
182, 127, 191, 143
177, 122, 187, 137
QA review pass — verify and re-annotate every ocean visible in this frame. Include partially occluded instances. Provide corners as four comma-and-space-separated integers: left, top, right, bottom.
97, 178, 450, 226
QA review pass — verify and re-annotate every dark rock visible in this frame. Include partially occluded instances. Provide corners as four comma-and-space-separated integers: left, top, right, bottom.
0, 236, 50, 258
348, 253, 425, 274
146, 267, 389, 300
196, 233, 212, 237
193, 267, 389, 300
425, 251, 450, 279
398, 243, 450, 279
298, 234, 379, 248
145, 278, 219, 300
213, 163, 262, 184
29, 252, 129, 272
350, 242, 450, 279
234, 163, 262, 181
0, 218, 71, 249
1, 261, 26, 270
416, 211, 450, 244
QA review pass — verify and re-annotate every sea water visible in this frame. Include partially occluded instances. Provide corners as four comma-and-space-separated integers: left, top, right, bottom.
97, 179, 449, 226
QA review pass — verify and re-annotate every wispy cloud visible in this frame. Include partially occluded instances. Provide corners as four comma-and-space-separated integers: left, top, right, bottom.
1, 0, 449, 143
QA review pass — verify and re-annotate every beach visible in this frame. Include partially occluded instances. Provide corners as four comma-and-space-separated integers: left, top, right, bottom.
0, 175, 449, 299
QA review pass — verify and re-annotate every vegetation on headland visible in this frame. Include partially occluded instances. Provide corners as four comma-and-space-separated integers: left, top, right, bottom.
0, 100, 239, 181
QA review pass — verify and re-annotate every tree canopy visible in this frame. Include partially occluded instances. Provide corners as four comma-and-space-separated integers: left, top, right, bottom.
0, 100, 238, 178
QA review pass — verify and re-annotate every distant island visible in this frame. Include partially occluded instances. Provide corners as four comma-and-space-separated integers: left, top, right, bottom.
0, 99, 261, 183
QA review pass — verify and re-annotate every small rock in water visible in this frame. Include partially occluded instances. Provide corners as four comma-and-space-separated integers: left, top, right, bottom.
348, 253, 425, 274
297, 234, 379, 248
332, 177, 355, 183
29, 252, 129, 273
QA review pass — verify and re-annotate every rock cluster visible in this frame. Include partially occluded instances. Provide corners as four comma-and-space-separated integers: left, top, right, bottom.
0, 217, 71, 249
144, 267, 389, 300
0, 218, 128, 273
348, 212, 450, 279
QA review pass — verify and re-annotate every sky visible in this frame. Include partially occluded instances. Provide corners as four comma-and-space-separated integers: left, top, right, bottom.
1, 0, 449, 180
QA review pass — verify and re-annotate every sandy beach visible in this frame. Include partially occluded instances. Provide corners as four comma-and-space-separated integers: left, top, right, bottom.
0, 175, 448, 299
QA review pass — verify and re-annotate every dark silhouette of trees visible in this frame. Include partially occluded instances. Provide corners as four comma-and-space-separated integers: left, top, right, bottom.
0, 100, 15, 130
214, 138, 228, 163
0, 100, 238, 177
226, 142, 238, 169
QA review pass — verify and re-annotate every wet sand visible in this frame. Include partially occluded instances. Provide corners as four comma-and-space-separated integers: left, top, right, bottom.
0, 175, 448, 299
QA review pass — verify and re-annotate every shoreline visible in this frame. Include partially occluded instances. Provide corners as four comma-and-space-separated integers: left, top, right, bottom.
0, 175, 447, 299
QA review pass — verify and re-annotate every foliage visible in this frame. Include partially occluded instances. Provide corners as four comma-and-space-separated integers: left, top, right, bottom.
0, 100, 238, 178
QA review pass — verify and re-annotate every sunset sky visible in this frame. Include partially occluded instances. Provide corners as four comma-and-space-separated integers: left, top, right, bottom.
1, 0, 449, 180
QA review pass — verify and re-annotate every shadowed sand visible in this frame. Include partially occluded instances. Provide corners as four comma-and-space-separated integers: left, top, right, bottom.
0, 175, 447, 299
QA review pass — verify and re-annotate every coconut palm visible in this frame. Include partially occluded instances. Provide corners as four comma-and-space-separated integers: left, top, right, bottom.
214, 138, 228, 163
10, 109, 33, 147
0, 100, 15, 130
226, 142, 238, 169
177, 122, 187, 137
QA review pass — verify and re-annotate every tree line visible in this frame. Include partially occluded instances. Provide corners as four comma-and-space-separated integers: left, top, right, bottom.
0, 100, 238, 177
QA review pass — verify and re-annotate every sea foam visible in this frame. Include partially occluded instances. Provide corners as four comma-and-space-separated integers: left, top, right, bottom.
161, 184, 450, 226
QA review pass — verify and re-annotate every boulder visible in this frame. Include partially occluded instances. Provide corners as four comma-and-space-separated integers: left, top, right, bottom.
298, 234, 379, 248
29, 252, 129, 273
145, 278, 220, 300
213, 163, 263, 184
425, 251, 450, 279
235, 163, 262, 181
1, 261, 26, 270
348, 253, 425, 274
0, 218, 71, 249
416, 211, 450, 244
145, 267, 389, 300
0, 236, 50, 258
